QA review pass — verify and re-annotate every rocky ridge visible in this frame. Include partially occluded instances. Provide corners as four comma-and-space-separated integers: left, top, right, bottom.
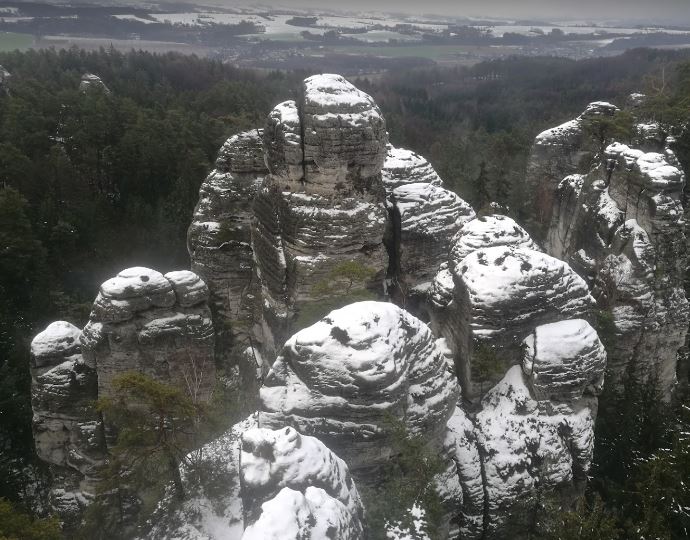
526, 99, 688, 398
30, 267, 215, 520
29, 76, 689, 539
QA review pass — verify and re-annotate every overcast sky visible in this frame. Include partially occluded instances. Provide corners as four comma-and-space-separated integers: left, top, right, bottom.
226, 0, 690, 24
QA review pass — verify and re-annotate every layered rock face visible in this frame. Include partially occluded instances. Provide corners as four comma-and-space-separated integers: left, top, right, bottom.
30, 322, 105, 523
257, 301, 605, 539
525, 101, 619, 242
260, 301, 459, 480
383, 146, 475, 300
431, 240, 594, 400
32, 75, 623, 539
251, 74, 389, 359
528, 102, 689, 397
31, 267, 216, 521
82, 267, 216, 401
188, 130, 268, 389
148, 419, 365, 539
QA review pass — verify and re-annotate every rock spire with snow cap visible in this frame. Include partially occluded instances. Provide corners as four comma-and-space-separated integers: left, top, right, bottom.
81, 266, 216, 401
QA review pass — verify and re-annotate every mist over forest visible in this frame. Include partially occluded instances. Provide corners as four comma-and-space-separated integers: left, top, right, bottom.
0, 1, 689, 539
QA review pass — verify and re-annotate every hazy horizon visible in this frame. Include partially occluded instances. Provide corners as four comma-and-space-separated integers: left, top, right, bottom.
190, 0, 690, 25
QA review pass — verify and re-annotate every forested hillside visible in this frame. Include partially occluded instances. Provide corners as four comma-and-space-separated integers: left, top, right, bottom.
1, 46, 689, 536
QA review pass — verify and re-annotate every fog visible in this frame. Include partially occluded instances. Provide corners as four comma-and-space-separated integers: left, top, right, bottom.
205, 0, 690, 24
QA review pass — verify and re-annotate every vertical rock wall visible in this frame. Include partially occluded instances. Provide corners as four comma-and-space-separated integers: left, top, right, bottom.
526, 101, 689, 398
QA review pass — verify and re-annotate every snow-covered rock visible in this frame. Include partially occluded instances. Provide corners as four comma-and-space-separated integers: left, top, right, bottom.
81, 267, 216, 401
382, 145, 443, 189
448, 214, 537, 272
260, 301, 459, 481
251, 74, 389, 361
530, 102, 689, 399
387, 182, 475, 296
30, 321, 104, 526
476, 366, 597, 537
147, 420, 364, 539
525, 101, 618, 242
522, 319, 606, 402
301, 74, 387, 190
79, 73, 110, 94
432, 246, 594, 400
188, 129, 267, 395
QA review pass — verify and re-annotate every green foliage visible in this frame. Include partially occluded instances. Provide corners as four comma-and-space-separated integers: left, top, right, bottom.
96, 372, 200, 500
0, 498, 61, 540
361, 414, 445, 539
473, 343, 504, 389
540, 495, 623, 540
620, 403, 690, 539
0, 187, 49, 502
90, 372, 234, 536
294, 261, 378, 329
581, 110, 635, 146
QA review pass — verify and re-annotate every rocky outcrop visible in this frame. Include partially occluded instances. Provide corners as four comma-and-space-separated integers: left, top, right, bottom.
259, 301, 459, 482
188, 130, 268, 393
381, 145, 475, 309
431, 245, 594, 401
81, 267, 215, 401
30, 268, 215, 522
525, 101, 619, 242
475, 365, 599, 538
79, 73, 110, 94
529, 102, 689, 398
251, 74, 389, 360
387, 181, 475, 301
30, 321, 105, 524
147, 419, 364, 539
382, 145, 443, 189
522, 319, 606, 402
32, 75, 621, 539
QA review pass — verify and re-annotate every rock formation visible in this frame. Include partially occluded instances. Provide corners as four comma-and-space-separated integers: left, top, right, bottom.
30, 321, 104, 524
430, 242, 595, 401
259, 301, 459, 482
381, 144, 475, 307
526, 101, 688, 397
187, 129, 268, 393
79, 73, 110, 94
30, 75, 635, 539
81, 267, 215, 401
147, 419, 365, 539
30, 267, 215, 522
251, 74, 390, 360
525, 101, 619, 242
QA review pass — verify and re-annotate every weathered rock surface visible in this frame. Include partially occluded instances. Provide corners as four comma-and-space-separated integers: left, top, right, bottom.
147, 419, 364, 539
432, 246, 594, 400
81, 267, 215, 401
387, 181, 475, 298
475, 366, 598, 538
525, 101, 618, 242
252, 74, 389, 360
529, 102, 689, 398
30, 321, 105, 524
430, 215, 537, 311
31, 75, 624, 539
522, 319, 606, 402
380, 144, 475, 311
382, 145, 443, 189
188, 130, 268, 391
79, 73, 110, 94
259, 301, 459, 480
